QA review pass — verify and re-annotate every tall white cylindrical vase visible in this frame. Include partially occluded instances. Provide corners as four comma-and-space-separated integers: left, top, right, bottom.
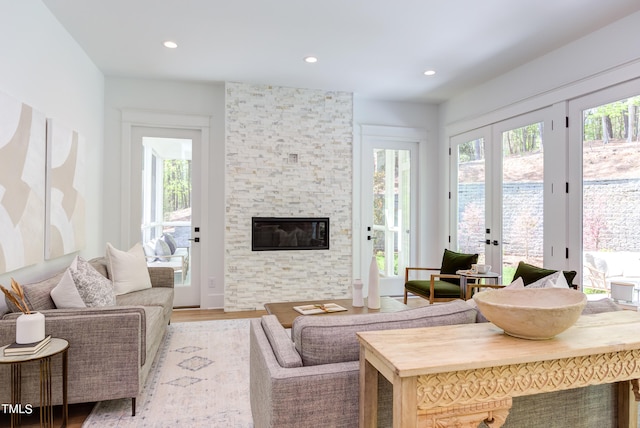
352, 279, 364, 307
368, 256, 380, 309
16, 312, 45, 344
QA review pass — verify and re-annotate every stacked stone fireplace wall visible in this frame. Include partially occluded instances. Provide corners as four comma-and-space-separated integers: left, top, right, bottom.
225, 82, 353, 310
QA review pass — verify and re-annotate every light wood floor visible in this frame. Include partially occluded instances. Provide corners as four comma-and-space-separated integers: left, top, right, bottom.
3, 297, 428, 427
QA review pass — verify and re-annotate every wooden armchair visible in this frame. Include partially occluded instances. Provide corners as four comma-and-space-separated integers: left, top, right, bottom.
404, 267, 464, 304
404, 249, 478, 304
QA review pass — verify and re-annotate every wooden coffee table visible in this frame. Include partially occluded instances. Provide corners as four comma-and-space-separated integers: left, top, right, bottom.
264, 296, 408, 328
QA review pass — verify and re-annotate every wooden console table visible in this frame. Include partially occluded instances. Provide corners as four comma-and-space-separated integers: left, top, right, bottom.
358, 311, 640, 428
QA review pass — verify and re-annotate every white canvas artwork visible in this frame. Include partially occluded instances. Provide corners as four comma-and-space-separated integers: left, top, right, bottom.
0, 90, 46, 273
45, 119, 86, 259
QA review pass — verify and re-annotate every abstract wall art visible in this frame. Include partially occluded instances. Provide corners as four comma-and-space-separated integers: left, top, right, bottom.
45, 119, 86, 259
0, 90, 46, 274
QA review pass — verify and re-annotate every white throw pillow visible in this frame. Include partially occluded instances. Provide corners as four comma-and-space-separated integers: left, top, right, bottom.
551, 272, 570, 289
155, 238, 171, 259
162, 233, 177, 255
466, 276, 525, 309
50, 260, 86, 309
106, 242, 153, 296
143, 241, 157, 259
525, 271, 561, 289
507, 277, 525, 289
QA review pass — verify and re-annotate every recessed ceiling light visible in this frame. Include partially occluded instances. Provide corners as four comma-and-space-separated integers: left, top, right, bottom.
423, 70, 436, 76
163, 41, 178, 49
304, 56, 318, 63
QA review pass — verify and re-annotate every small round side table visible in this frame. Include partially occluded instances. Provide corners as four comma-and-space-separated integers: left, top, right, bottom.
0, 338, 69, 428
456, 270, 502, 300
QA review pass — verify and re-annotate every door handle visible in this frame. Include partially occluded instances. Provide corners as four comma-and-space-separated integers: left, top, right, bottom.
492, 240, 499, 246
188, 237, 200, 243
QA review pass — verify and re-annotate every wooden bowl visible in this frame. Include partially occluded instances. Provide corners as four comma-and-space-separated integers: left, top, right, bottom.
473, 288, 587, 340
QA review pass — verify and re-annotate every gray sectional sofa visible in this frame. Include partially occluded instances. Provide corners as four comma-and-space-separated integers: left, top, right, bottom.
250, 298, 627, 428
0, 257, 174, 415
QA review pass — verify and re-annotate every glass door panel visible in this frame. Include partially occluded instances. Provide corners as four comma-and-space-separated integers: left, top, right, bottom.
133, 126, 201, 308
581, 95, 640, 296
456, 138, 486, 262
499, 121, 544, 283
452, 113, 550, 284
141, 137, 192, 289
362, 138, 417, 297
372, 148, 411, 279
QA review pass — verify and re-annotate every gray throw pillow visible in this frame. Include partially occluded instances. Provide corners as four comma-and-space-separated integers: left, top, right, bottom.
70, 256, 116, 307
162, 233, 177, 255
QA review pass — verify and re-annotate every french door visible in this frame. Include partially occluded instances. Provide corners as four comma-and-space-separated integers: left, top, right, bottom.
568, 79, 640, 292
451, 109, 551, 283
361, 139, 418, 297
130, 126, 202, 307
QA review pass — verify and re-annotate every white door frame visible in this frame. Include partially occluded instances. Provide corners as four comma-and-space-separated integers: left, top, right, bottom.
450, 107, 554, 277
121, 110, 210, 306
567, 78, 640, 287
449, 126, 492, 262
357, 125, 424, 297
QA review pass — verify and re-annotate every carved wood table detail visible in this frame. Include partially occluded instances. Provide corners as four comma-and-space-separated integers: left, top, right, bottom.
358, 311, 640, 428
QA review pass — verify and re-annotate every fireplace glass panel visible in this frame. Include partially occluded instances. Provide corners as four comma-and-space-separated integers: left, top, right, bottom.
252, 217, 329, 251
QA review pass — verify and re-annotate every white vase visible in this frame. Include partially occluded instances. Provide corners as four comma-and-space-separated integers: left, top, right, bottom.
352, 279, 364, 307
16, 312, 45, 344
368, 256, 380, 309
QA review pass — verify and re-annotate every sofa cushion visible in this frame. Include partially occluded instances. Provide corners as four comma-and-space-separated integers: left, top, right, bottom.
88, 257, 110, 278
261, 315, 303, 368
292, 300, 477, 366
5, 273, 61, 313
405, 279, 461, 299
440, 249, 478, 285
106, 243, 153, 296
142, 305, 165, 366
117, 286, 174, 323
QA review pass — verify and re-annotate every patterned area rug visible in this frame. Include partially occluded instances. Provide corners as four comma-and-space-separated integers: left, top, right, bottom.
82, 319, 254, 427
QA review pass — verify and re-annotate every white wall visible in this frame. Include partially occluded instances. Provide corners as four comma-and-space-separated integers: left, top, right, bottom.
0, 2, 104, 303
440, 11, 640, 129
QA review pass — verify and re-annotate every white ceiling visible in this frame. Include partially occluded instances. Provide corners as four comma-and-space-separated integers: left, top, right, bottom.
42, 0, 640, 103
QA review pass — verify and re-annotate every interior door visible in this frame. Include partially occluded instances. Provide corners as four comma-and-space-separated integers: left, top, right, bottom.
131, 126, 201, 307
362, 139, 417, 297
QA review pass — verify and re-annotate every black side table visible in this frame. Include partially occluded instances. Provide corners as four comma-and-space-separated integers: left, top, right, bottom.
0, 338, 69, 428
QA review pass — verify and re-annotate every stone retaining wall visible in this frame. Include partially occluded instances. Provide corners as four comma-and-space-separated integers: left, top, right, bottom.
458, 179, 640, 258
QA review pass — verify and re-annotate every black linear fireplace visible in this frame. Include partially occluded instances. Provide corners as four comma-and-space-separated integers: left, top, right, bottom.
252, 217, 329, 251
